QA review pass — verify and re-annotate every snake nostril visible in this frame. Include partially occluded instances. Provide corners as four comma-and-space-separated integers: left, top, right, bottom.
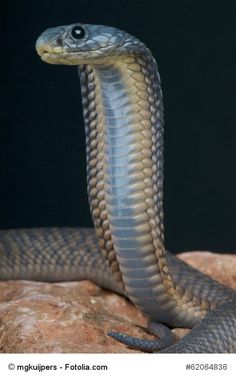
56, 36, 63, 46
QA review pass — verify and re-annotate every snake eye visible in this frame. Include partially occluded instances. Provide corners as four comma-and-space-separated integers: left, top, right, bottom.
71, 25, 85, 39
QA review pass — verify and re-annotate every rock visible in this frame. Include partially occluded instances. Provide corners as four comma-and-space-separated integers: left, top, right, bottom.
0, 280, 148, 353
177, 252, 236, 290
0, 252, 235, 353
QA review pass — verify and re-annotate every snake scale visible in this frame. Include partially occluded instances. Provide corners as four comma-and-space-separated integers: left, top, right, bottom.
1, 23, 236, 353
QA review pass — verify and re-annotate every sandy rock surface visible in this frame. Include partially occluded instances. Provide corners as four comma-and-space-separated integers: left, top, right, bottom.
0, 252, 235, 353
178, 251, 236, 290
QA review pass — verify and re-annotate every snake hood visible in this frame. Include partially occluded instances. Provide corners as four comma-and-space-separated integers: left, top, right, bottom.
36, 23, 148, 65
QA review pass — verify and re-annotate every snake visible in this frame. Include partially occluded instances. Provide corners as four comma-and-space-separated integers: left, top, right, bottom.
1, 23, 236, 353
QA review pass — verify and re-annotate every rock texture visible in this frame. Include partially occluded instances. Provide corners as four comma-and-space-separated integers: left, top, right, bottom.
0, 252, 235, 353
178, 251, 236, 290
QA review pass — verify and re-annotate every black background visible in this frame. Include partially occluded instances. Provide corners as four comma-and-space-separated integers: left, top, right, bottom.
1, 0, 235, 254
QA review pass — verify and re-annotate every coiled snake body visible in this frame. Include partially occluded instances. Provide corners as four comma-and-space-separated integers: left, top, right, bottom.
1, 23, 236, 352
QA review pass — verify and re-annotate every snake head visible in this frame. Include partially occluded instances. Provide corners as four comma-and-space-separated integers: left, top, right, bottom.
36, 23, 147, 65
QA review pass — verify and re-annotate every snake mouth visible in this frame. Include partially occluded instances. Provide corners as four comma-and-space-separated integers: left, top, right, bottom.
36, 40, 64, 62
38, 49, 116, 66
37, 47, 71, 65
41, 51, 51, 59
36, 42, 84, 65
40, 51, 60, 63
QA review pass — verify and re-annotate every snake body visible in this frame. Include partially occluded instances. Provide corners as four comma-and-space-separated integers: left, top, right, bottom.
1, 23, 236, 352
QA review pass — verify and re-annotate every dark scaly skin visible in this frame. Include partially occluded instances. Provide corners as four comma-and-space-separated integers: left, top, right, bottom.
0, 228, 122, 294
160, 302, 236, 353
0, 23, 236, 353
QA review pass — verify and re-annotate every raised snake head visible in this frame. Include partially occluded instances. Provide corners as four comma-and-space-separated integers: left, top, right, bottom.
36, 23, 147, 65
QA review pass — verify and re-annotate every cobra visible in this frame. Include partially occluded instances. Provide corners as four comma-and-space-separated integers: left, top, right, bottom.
1, 23, 235, 352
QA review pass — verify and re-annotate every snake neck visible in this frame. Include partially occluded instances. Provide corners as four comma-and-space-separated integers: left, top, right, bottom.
79, 53, 207, 326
